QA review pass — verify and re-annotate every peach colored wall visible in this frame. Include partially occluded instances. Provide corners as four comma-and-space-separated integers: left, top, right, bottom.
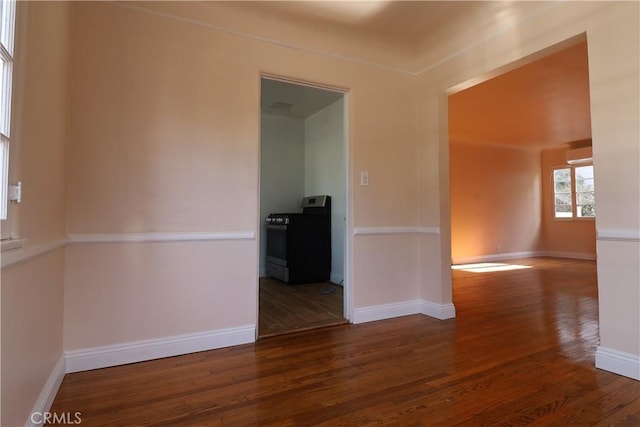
353, 235, 419, 308
449, 142, 541, 263
64, 2, 418, 349
8, 3, 69, 244
1, 2, 70, 425
540, 147, 596, 257
64, 242, 256, 349
2, 249, 65, 427
416, 1, 639, 357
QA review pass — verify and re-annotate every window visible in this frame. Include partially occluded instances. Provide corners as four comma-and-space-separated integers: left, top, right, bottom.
553, 165, 595, 219
0, 0, 16, 220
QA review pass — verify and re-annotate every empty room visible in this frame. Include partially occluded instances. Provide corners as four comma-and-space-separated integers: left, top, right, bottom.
1, 1, 638, 426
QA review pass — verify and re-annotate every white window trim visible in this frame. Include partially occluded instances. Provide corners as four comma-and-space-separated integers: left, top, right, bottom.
551, 163, 596, 221
1, 0, 16, 234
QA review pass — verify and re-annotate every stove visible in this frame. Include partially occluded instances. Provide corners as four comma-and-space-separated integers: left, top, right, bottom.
265, 195, 331, 284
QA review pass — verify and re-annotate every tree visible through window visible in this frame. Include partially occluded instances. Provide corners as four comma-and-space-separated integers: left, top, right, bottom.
575, 165, 595, 217
553, 165, 595, 219
553, 168, 573, 218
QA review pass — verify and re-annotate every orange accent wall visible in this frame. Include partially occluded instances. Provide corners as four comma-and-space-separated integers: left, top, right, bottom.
540, 147, 596, 257
449, 142, 542, 262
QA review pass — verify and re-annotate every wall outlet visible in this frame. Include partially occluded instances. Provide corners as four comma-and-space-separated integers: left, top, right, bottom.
360, 171, 369, 186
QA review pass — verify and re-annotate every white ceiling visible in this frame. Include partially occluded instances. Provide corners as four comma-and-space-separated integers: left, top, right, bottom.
229, 1, 591, 146
261, 79, 344, 119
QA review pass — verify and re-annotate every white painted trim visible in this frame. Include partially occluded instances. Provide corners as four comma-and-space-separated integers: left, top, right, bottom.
110, 1, 563, 78
597, 228, 640, 242
452, 251, 597, 265
452, 251, 544, 265
1, 231, 258, 268
419, 301, 456, 320
352, 300, 422, 324
541, 251, 596, 261
25, 355, 66, 427
1, 239, 66, 269
114, 2, 412, 76
414, 1, 562, 75
65, 325, 256, 373
595, 346, 640, 380
1, 237, 24, 252
67, 231, 255, 244
353, 226, 440, 236
352, 299, 456, 324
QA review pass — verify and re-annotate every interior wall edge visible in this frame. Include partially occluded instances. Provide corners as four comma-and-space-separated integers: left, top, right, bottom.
23, 355, 66, 427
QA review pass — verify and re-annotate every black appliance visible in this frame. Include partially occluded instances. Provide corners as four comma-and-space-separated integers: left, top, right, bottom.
265, 195, 331, 284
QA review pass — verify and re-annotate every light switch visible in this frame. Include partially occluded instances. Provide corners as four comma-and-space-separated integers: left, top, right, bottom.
9, 182, 21, 203
360, 171, 369, 186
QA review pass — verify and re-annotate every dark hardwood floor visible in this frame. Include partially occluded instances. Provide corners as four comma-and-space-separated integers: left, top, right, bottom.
49, 258, 640, 426
259, 277, 345, 337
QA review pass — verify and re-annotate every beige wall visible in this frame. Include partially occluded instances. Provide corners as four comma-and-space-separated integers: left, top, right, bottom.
540, 147, 596, 257
1, 2, 70, 425
64, 242, 256, 349
2, 249, 65, 427
417, 1, 639, 356
449, 142, 542, 262
64, 1, 418, 348
2, 4, 639, 423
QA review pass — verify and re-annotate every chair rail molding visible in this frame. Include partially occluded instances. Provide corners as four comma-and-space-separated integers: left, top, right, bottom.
66, 231, 256, 244
596, 228, 640, 242
353, 226, 440, 236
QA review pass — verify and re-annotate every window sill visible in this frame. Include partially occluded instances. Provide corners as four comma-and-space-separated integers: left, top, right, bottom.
1, 238, 25, 252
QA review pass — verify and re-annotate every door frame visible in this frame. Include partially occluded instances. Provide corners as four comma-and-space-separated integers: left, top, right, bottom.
257, 73, 353, 337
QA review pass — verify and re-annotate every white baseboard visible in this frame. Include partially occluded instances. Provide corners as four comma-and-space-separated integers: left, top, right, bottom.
452, 250, 596, 264
353, 300, 422, 324
541, 251, 596, 260
25, 355, 66, 427
65, 325, 256, 373
419, 300, 456, 320
330, 272, 344, 285
453, 251, 543, 265
595, 346, 640, 380
353, 299, 456, 324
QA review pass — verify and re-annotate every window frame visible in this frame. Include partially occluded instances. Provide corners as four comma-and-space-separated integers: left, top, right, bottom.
0, 0, 15, 226
551, 163, 596, 221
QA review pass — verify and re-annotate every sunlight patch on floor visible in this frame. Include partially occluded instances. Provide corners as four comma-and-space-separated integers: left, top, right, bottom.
451, 262, 533, 273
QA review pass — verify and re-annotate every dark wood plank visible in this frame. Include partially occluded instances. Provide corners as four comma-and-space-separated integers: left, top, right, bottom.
258, 277, 345, 337
48, 258, 640, 426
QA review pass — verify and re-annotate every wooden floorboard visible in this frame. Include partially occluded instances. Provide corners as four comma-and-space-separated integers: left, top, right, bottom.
258, 277, 345, 337
49, 258, 640, 426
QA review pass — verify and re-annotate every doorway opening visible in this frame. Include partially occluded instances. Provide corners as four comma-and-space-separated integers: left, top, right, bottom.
258, 76, 348, 337
446, 36, 597, 314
